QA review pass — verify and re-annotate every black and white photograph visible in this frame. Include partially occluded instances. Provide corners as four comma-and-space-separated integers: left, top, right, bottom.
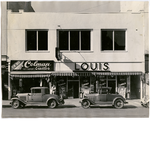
1, 0, 149, 118
0, 1, 150, 150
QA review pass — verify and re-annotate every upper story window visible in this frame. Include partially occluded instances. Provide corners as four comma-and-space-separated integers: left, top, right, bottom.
26, 30, 48, 51
101, 29, 126, 51
58, 30, 91, 51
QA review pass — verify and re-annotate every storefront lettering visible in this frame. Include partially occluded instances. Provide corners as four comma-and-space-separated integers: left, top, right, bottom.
11, 60, 54, 71
75, 62, 109, 71
24, 60, 50, 68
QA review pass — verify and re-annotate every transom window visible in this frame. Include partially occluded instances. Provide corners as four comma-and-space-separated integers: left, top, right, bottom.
58, 30, 91, 51
101, 29, 126, 51
26, 30, 48, 51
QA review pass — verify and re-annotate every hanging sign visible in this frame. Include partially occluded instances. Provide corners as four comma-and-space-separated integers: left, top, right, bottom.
11, 60, 54, 71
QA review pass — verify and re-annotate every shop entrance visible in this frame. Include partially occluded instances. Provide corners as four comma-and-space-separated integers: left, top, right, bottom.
68, 81, 79, 98
108, 80, 116, 94
130, 76, 140, 99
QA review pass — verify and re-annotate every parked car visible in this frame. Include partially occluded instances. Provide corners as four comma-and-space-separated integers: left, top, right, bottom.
10, 87, 65, 109
80, 87, 128, 109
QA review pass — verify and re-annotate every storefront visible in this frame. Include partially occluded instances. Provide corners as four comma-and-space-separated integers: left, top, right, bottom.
1, 61, 8, 100
10, 61, 143, 100
10, 60, 54, 97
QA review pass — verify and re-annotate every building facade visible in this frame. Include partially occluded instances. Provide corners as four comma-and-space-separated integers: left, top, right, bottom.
1, 1, 149, 100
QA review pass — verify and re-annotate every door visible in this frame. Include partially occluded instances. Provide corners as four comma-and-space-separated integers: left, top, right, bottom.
108, 80, 116, 94
131, 76, 140, 99
68, 81, 79, 98
31, 89, 42, 102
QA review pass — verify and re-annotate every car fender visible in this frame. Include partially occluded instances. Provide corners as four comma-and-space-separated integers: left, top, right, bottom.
81, 98, 95, 105
112, 97, 125, 105
11, 97, 27, 105
46, 97, 58, 105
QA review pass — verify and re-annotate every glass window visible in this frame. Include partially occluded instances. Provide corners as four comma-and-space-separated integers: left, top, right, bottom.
58, 30, 91, 51
114, 31, 125, 50
101, 30, 126, 51
32, 89, 41, 93
81, 31, 90, 50
26, 30, 48, 51
27, 31, 37, 50
70, 31, 79, 50
102, 31, 113, 50
59, 31, 68, 50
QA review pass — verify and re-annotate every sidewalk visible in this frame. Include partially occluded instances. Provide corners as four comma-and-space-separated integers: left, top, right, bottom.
1, 98, 141, 107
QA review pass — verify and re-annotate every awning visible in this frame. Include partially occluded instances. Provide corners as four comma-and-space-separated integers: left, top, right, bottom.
10, 71, 143, 78
10, 74, 52, 78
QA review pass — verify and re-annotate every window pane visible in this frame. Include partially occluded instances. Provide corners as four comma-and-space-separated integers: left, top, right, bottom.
81, 31, 90, 50
70, 31, 79, 50
114, 31, 125, 50
38, 31, 48, 50
101, 31, 113, 50
27, 31, 36, 50
59, 31, 68, 50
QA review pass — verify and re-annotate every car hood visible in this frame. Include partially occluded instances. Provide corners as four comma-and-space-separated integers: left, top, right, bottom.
17, 93, 31, 96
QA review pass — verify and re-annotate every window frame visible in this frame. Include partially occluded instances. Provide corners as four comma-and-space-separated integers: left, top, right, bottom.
101, 29, 127, 52
57, 29, 92, 52
26, 29, 49, 52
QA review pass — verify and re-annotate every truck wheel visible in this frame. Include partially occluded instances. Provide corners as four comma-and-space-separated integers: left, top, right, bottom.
12, 100, 20, 109
48, 100, 57, 109
114, 99, 124, 109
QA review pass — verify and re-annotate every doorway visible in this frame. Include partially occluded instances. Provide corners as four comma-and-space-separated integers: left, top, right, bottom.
108, 80, 116, 94
68, 81, 79, 98
130, 75, 140, 99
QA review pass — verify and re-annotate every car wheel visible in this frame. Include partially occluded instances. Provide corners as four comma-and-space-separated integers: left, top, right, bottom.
20, 103, 25, 108
48, 99, 57, 109
146, 102, 149, 108
81, 100, 90, 109
114, 99, 124, 109
12, 100, 20, 109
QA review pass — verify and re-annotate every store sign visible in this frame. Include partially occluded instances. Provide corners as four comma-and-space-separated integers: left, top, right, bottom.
75, 62, 109, 71
1, 61, 8, 70
11, 60, 54, 71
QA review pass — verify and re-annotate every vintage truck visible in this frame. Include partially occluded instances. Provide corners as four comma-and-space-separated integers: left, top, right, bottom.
10, 87, 64, 109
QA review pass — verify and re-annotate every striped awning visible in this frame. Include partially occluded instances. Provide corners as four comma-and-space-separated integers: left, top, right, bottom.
10, 74, 52, 78
10, 71, 143, 78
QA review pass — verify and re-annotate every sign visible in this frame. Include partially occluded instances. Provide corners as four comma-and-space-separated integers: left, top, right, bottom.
1, 61, 8, 71
11, 60, 54, 71
75, 62, 109, 71
55, 47, 62, 61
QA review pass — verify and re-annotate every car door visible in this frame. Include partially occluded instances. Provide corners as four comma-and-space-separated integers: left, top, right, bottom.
96, 88, 107, 104
31, 89, 42, 102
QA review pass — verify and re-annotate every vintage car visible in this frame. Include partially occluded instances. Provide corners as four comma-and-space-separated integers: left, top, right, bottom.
80, 87, 128, 109
10, 87, 64, 109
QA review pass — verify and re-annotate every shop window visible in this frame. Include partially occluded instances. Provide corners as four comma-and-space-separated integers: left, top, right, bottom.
58, 30, 91, 51
26, 30, 48, 51
101, 29, 126, 51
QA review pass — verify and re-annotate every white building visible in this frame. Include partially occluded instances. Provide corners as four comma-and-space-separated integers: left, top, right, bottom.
1, 1, 149, 100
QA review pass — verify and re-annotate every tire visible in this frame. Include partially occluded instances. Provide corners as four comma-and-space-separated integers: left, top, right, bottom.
146, 102, 149, 108
48, 99, 57, 109
114, 99, 124, 109
12, 100, 20, 109
81, 100, 90, 109
20, 103, 25, 108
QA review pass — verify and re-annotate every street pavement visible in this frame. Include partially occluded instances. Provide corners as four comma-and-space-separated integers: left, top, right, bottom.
1, 98, 149, 118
